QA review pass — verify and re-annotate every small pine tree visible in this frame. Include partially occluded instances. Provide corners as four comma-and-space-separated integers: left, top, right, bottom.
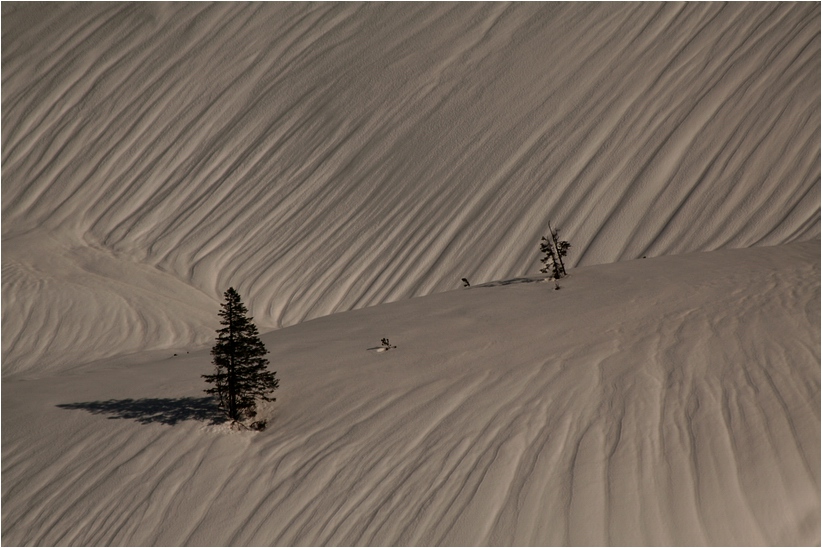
203, 288, 279, 422
550, 222, 570, 276
539, 236, 560, 279
539, 221, 571, 280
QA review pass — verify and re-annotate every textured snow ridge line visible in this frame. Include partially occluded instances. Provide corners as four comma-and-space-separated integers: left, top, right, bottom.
2, 3, 819, 375
2, 242, 818, 545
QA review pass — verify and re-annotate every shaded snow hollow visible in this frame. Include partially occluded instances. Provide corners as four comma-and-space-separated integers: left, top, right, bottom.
2, 242, 819, 545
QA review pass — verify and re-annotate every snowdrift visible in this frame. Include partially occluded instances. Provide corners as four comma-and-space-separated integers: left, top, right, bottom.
3, 3, 820, 376
2, 241, 819, 545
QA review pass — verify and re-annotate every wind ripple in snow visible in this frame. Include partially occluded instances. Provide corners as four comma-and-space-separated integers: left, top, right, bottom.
2, 3, 819, 375
2, 242, 818, 545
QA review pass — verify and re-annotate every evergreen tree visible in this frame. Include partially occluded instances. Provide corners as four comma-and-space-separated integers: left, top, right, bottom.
539, 236, 560, 279
203, 288, 279, 422
548, 221, 570, 277
539, 222, 571, 280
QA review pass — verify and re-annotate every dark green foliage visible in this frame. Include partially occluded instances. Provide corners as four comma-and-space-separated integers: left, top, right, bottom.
539, 221, 571, 280
203, 288, 279, 422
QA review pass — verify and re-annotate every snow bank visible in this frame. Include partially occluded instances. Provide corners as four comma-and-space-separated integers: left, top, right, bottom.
2, 241, 818, 545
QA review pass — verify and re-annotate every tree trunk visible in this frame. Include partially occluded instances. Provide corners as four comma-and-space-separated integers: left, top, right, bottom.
227, 300, 237, 420
548, 221, 566, 276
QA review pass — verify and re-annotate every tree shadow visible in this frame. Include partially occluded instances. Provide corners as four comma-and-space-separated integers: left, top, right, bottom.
57, 396, 226, 426
474, 277, 543, 288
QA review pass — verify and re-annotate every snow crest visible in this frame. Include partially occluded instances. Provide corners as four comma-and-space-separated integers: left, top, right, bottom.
3, 3, 819, 376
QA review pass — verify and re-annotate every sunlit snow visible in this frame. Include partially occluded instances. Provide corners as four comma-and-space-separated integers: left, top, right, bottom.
2, 3, 819, 545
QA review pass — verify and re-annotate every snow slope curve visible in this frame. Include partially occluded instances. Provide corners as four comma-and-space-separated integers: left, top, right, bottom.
2, 242, 818, 545
2, 3, 819, 375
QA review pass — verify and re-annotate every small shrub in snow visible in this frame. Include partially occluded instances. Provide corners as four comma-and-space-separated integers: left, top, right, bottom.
368, 338, 396, 352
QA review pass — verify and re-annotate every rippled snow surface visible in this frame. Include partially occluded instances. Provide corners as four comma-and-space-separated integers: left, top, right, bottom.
3, 3, 818, 376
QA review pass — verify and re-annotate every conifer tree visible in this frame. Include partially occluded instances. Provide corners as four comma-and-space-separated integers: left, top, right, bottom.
548, 221, 570, 277
539, 236, 560, 279
539, 222, 571, 280
203, 288, 279, 422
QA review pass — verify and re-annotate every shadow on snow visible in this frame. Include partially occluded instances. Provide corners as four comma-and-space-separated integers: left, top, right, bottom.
473, 277, 543, 288
57, 396, 226, 425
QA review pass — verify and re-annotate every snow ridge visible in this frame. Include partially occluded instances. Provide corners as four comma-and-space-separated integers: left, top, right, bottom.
3, 4, 819, 373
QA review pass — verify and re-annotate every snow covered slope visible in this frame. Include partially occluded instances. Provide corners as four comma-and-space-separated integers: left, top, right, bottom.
2, 3, 819, 376
2, 241, 818, 545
